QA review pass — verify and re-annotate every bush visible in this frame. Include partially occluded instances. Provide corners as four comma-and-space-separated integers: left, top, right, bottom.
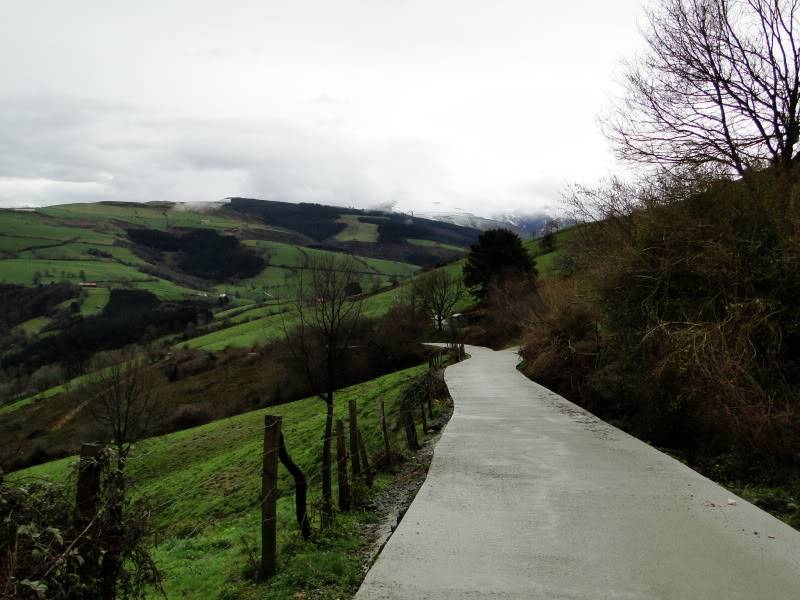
1, 456, 160, 599
523, 169, 800, 467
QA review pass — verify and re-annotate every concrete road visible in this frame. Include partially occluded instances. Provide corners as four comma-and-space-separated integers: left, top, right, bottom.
355, 345, 800, 599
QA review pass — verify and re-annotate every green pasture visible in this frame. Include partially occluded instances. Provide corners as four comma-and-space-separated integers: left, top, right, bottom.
16, 364, 431, 599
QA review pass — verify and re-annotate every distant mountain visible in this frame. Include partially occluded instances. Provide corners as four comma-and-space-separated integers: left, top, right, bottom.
412, 207, 563, 238
410, 208, 525, 235
226, 197, 479, 261
494, 213, 552, 237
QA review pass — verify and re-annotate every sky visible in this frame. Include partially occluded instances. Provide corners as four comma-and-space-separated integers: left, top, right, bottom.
0, 1, 647, 218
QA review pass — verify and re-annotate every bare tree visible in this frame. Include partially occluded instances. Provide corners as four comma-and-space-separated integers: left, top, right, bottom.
607, 0, 800, 176
89, 357, 163, 471
416, 270, 464, 331
88, 356, 164, 599
284, 255, 363, 525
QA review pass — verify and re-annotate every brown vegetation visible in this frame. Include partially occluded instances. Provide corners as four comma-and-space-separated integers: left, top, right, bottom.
521, 170, 800, 476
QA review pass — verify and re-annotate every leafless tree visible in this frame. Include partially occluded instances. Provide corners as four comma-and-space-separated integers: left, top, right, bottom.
415, 270, 464, 331
89, 357, 163, 471
606, 0, 800, 176
88, 356, 164, 599
284, 255, 363, 524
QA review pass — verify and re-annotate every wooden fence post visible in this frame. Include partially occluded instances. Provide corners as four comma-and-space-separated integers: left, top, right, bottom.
357, 430, 373, 488
403, 408, 420, 451
379, 398, 393, 467
76, 443, 104, 525
336, 419, 351, 511
419, 399, 428, 433
348, 399, 361, 478
261, 415, 281, 580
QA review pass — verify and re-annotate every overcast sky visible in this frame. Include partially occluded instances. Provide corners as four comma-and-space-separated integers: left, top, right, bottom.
0, 1, 646, 218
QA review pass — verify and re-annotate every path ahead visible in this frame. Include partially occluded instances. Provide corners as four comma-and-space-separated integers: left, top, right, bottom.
356, 345, 800, 599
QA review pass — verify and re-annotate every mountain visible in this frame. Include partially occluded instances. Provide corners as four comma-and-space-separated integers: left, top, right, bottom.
413, 206, 564, 238
413, 209, 526, 235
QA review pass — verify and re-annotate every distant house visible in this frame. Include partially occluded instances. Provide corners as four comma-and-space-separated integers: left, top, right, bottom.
79, 282, 98, 288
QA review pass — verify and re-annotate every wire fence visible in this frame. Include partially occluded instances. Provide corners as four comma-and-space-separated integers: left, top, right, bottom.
4, 354, 455, 589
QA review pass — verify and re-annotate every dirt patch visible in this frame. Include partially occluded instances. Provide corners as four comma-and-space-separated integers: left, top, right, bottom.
50, 400, 87, 432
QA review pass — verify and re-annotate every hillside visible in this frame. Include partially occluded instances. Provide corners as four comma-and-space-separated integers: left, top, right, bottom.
0, 199, 479, 406
0, 200, 466, 304
1, 211, 571, 598
13, 362, 442, 599
0, 213, 571, 491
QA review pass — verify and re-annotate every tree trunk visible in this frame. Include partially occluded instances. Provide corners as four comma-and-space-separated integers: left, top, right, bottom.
278, 432, 312, 540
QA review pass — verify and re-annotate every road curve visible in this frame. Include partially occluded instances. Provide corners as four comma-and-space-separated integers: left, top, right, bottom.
355, 345, 800, 599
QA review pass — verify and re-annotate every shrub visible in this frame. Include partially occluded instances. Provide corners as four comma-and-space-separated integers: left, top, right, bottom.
524, 169, 800, 467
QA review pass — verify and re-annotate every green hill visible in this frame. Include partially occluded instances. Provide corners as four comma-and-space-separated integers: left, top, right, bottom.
16, 363, 434, 599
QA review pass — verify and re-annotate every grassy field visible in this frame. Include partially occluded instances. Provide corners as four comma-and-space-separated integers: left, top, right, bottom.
243, 240, 330, 268
353, 255, 418, 279
17, 363, 432, 599
334, 215, 379, 242
406, 238, 465, 252
0, 211, 119, 245
0, 236, 69, 252
39, 202, 262, 233
231, 240, 418, 302
524, 227, 573, 278
17, 242, 146, 265
79, 287, 111, 315
1, 204, 424, 309
0, 258, 198, 299
0, 258, 145, 284
14, 315, 52, 336
184, 310, 292, 351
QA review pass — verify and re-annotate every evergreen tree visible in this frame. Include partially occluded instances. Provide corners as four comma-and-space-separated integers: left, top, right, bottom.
463, 229, 536, 300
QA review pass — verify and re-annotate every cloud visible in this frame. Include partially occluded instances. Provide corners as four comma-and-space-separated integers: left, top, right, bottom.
0, 0, 647, 216
0, 94, 448, 210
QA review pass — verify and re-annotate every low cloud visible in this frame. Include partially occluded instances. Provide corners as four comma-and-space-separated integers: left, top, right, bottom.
0, 95, 454, 212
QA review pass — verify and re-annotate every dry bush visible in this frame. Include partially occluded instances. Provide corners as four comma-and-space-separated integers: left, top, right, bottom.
484, 276, 541, 346
649, 307, 800, 462
522, 169, 800, 466
520, 279, 600, 407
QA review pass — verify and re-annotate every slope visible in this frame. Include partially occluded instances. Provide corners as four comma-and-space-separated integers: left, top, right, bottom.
18, 363, 433, 599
